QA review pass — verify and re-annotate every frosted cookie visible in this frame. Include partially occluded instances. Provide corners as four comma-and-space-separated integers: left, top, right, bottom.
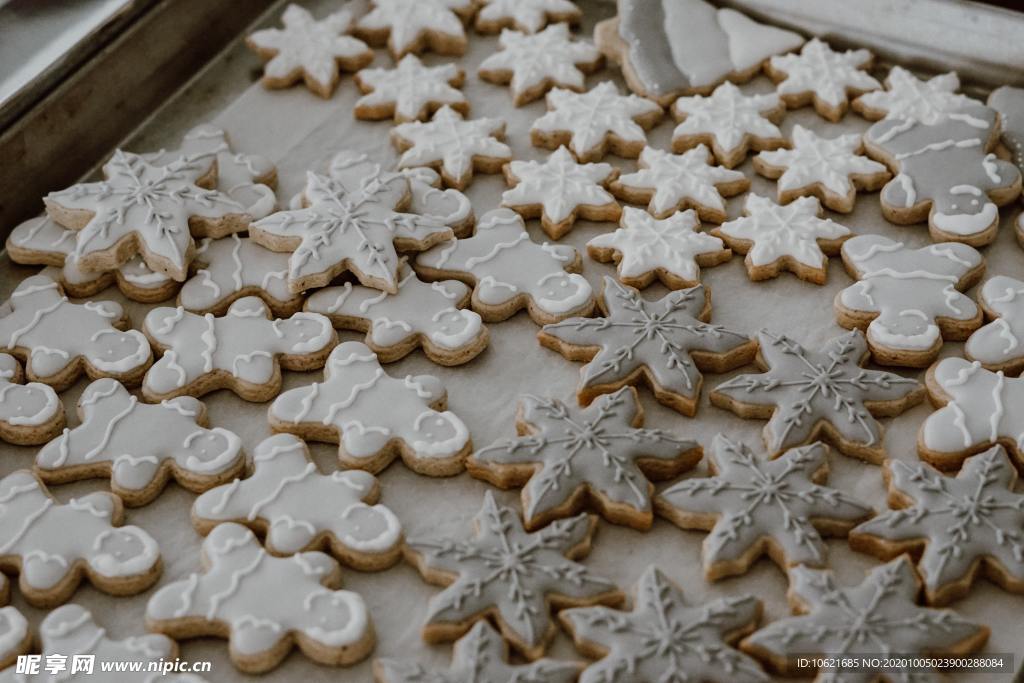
836, 235, 984, 367
35, 378, 244, 506
713, 194, 851, 285
711, 329, 923, 462
375, 620, 581, 683
753, 125, 890, 213
475, 0, 581, 34
0, 275, 151, 391
469, 387, 701, 530
671, 82, 786, 169
587, 207, 731, 290
561, 566, 767, 683
250, 151, 453, 293
740, 558, 989, 679
0, 603, 28, 671
965, 276, 1024, 373
765, 38, 880, 122
477, 24, 602, 106
539, 277, 755, 416
0, 353, 63, 446
193, 434, 401, 571
268, 341, 471, 476
988, 86, 1024, 242
656, 436, 872, 581
142, 297, 335, 402
853, 66, 978, 123
501, 146, 620, 239
850, 446, 1024, 605
44, 151, 251, 282
303, 260, 487, 366
530, 82, 663, 162
146, 523, 372, 673
0, 470, 160, 607
178, 235, 303, 316
863, 104, 1021, 246
404, 491, 622, 659
396, 166, 475, 237
247, 4, 371, 98
609, 145, 748, 223
416, 208, 595, 325
919, 357, 1024, 471
593, 0, 804, 105
355, 0, 474, 59
354, 54, 466, 123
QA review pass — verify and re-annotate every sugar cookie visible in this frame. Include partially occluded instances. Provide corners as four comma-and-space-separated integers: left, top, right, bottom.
988, 85, 1024, 244
0, 603, 28, 671
354, 54, 466, 123
475, 0, 581, 34
964, 275, 1024, 373
0, 352, 63, 446
355, 0, 475, 59
853, 66, 978, 124
765, 38, 880, 121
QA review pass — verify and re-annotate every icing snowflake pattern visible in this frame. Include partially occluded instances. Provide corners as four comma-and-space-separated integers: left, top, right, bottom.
475, 0, 581, 33
854, 66, 977, 124
355, 54, 466, 123
356, 0, 474, 58
768, 38, 880, 119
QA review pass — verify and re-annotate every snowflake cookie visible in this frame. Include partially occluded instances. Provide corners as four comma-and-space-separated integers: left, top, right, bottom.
739, 557, 989, 680
0, 353, 63, 445
469, 387, 701, 530
853, 66, 978, 124
416, 208, 595, 325
656, 436, 872, 580
268, 341, 471, 476
851, 445, 1024, 605
193, 434, 402, 571
354, 54, 467, 123
671, 81, 786, 169
250, 151, 453, 293
965, 275, 1024, 373
863, 103, 1022, 246
539, 277, 755, 416
0, 470, 160, 607
753, 125, 890, 213
375, 620, 581, 683
530, 82, 664, 163
836, 234, 985, 367
0, 602, 28, 671
44, 151, 251, 282
35, 378, 244, 506
404, 491, 623, 659
478, 24, 602, 106
146, 523, 371, 673
355, 0, 475, 59
713, 194, 852, 284
0, 275, 151, 391
475, 0, 581, 33
711, 329, 923, 463
766, 38, 881, 121
502, 146, 620, 239
561, 566, 767, 683
587, 207, 731, 290
610, 145, 749, 223
247, 4, 371, 98
304, 260, 487, 366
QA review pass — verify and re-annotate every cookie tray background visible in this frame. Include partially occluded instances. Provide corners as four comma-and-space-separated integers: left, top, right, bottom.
2, 0, 1023, 680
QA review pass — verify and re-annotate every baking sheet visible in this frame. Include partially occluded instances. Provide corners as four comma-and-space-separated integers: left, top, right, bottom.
1, 0, 1023, 680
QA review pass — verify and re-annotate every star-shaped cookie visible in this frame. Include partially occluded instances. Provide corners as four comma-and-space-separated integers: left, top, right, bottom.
853, 66, 978, 124
474, 0, 581, 34
766, 38, 881, 121
354, 54, 467, 123
355, 0, 475, 58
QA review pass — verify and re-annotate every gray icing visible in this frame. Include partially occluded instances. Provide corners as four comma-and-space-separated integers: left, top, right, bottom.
374, 620, 580, 683
405, 491, 619, 654
965, 275, 1024, 368
617, 0, 803, 97
472, 387, 698, 528
393, 167, 474, 231
989, 85, 1024, 170
0, 353, 61, 433
853, 445, 1024, 600
742, 557, 987, 682
838, 234, 983, 352
712, 329, 920, 458
0, 603, 27, 671
657, 435, 872, 576
562, 566, 767, 683
866, 104, 1021, 238
541, 277, 751, 407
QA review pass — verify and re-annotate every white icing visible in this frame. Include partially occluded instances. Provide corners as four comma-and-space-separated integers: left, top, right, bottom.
355, 53, 465, 122
0, 353, 61, 431
769, 38, 880, 111
855, 66, 977, 124
356, 0, 473, 57
502, 145, 617, 226
672, 81, 783, 164
475, 0, 580, 33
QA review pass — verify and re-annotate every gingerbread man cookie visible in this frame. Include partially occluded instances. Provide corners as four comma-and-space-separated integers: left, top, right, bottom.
711, 329, 923, 463
0, 470, 160, 607
0, 353, 63, 446
0, 602, 28, 671
269, 341, 471, 476
587, 207, 731, 290
404, 491, 623, 659
0, 275, 151, 391
303, 260, 487, 366
355, 0, 475, 58
965, 276, 1024, 373
395, 165, 475, 237
836, 234, 985, 367
142, 297, 335, 402
987, 85, 1024, 243
765, 38, 880, 121
35, 378, 244, 506
853, 66, 978, 124
355, 54, 467, 123
475, 0, 581, 34
145, 523, 372, 673
193, 434, 402, 571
